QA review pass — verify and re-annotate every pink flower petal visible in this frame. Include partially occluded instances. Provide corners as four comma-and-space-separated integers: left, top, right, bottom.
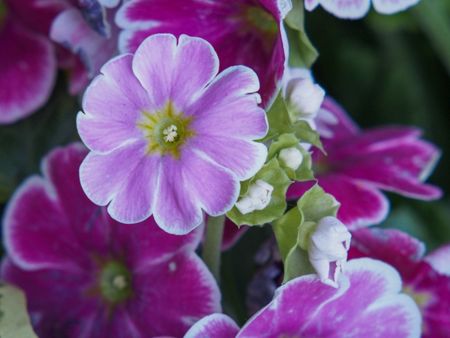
0, 19, 56, 124
372, 0, 420, 14
222, 218, 248, 251
424, 244, 450, 277
128, 252, 221, 337
185, 314, 240, 338
79, 140, 160, 224
188, 66, 268, 140
3, 177, 90, 272
305, 0, 320, 10
238, 258, 421, 338
317, 97, 359, 140
78, 54, 152, 153
154, 149, 239, 235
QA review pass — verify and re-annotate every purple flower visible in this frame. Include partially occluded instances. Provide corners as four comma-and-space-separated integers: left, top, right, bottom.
1, 144, 221, 338
288, 98, 441, 229
305, 0, 420, 19
350, 228, 450, 337
0, 0, 60, 123
77, 34, 268, 234
50, 0, 119, 94
116, 0, 291, 107
186, 258, 421, 337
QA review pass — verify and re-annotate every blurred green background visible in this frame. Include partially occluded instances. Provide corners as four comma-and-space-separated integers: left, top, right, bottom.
0, 0, 448, 324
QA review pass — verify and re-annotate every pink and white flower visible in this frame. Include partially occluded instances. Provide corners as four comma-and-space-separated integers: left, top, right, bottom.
1, 143, 221, 338
305, 0, 421, 19
77, 34, 268, 234
116, 0, 291, 107
288, 98, 441, 229
187, 258, 421, 337
350, 228, 450, 337
0, 0, 60, 123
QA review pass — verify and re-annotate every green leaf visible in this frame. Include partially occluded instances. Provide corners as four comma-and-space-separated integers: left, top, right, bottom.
285, 0, 319, 68
268, 133, 314, 181
0, 283, 38, 338
227, 159, 291, 226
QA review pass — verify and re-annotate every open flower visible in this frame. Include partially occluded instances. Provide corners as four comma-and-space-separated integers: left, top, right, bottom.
305, 0, 420, 19
77, 34, 268, 234
0, 0, 59, 123
288, 98, 441, 229
350, 228, 450, 337
308, 216, 352, 287
116, 0, 291, 107
1, 144, 220, 338
186, 259, 421, 337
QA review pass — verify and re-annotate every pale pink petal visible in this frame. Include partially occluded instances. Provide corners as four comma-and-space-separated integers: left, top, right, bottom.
372, 0, 420, 14
79, 140, 159, 224
305, 0, 321, 10
184, 314, 240, 338
132, 34, 178, 109
316, 0, 371, 19
3, 177, 90, 272
128, 252, 221, 337
78, 54, 151, 153
0, 19, 56, 124
190, 135, 267, 180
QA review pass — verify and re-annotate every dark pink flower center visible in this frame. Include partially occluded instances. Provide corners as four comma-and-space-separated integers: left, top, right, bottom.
99, 260, 133, 304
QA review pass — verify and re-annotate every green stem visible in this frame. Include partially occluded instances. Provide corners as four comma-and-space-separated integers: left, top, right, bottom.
202, 215, 225, 282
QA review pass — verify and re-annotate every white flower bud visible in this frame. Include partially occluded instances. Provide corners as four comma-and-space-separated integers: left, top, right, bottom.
279, 147, 303, 170
287, 78, 325, 118
308, 216, 351, 288
235, 180, 274, 214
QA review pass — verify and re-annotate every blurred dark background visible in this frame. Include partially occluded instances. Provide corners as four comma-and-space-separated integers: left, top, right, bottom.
0, 0, 448, 324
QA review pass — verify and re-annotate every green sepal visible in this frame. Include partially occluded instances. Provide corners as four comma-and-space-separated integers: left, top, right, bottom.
273, 184, 340, 283
293, 120, 324, 153
0, 283, 38, 338
268, 133, 314, 181
227, 159, 291, 226
263, 93, 293, 142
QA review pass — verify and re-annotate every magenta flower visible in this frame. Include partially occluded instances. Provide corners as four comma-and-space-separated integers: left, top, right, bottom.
186, 258, 421, 337
0, 0, 60, 123
77, 34, 268, 234
116, 0, 291, 107
1, 143, 221, 338
50, 0, 119, 94
305, 0, 420, 19
288, 98, 441, 229
350, 228, 450, 337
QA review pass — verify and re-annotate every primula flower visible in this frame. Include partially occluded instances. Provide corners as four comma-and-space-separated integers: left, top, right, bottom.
116, 0, 291, 106
0, 0, 59, 123
288, 98, 441, 229
305, 0, 420, 19
186, 258, 421, 337
77, 34, 268, 234
50, 0, 120, 94
1, 144, 221, 338
350, 228, 450, 337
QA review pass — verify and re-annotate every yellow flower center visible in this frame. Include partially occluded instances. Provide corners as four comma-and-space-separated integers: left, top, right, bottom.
137, 102, 195, 158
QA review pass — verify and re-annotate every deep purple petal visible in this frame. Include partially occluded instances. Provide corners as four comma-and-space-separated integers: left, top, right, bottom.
78, 54, 152, 153
3, 177, 89, 271
317, 97, 359, 140
1, 259, 100, 338
372, 0, 420, 14
127, 252, 221, 337
238, 258, 421, 338
222, 218, 248, 251
184, 314, 240, 338
0, 19, 56, 124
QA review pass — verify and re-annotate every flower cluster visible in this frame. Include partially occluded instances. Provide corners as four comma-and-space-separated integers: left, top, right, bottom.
1, 0, 448, 337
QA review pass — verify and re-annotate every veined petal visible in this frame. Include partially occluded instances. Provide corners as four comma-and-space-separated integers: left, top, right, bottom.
0, 19, 56, 124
